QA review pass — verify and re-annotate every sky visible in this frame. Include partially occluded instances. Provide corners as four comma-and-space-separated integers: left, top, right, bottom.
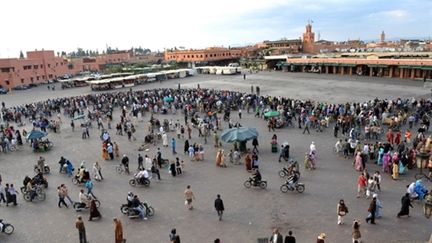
0, 0, 431, 58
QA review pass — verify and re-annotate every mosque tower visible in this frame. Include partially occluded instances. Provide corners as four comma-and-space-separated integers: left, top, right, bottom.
302, 21, 315, 53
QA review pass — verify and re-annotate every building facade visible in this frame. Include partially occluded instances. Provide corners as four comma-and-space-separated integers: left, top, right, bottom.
0, 50, 69, 89
0, 50, 134, 89
284, 57, 432, 80
164, 47, 244, 63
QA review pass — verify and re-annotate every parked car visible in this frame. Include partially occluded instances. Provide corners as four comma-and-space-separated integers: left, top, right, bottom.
28, 83, 38, 88
12, 85, 30, 90
0, 88, 8, 94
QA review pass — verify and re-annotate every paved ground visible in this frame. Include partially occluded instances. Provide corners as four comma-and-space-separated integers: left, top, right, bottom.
0, 72, 431, 243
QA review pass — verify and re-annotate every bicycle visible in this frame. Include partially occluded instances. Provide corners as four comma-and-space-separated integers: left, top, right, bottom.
116, 164, 129, 175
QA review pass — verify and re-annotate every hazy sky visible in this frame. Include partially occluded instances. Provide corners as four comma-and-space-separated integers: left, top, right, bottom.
0, 0, 431, 58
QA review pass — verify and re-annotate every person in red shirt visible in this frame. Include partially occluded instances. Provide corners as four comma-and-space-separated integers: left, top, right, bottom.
357, 173, 367, 198
394, 131, 402, 145
386, 129, 394, 145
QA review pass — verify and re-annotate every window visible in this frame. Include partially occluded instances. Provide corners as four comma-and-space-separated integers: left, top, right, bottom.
210, 54, 213, 57
205, 55, 208, 58
30, 77, 34, 82
48, 64, 51, 68
21, 79, 24, 83
42, 75, 45, 79
5, 80, 10, 85
1, 68, 10, 73
36, 76, 39, 80
191, 55, 194, 58
40, 65, 43, 68
34, 65, 38, 69
49, 74, 53, 78
187, 55, 190, 58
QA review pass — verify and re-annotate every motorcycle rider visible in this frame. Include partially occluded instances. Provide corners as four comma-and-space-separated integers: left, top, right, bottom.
131, 195, 147, 220
126, 192, 134, 207
0, 219, 4, 232
121, 154, 130, 174
26, 179, 37, 201
136, 169, 150, 184
286, 173, 299, 189
77, 189, 89, 209
37, 156, 45, 173
252, 169, 262, 186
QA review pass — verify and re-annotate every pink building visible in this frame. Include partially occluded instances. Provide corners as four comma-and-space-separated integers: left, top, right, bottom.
0, 50, 133, 89
0, 50, 69, 89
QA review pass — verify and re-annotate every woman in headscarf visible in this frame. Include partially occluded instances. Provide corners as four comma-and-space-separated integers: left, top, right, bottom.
392, 161, 399, 180
89, 199, 101, 221
102, 143, 109, 161
377, 147, 384, 165
383, 152, 391, 173
354, 152, 363, 171
184, 140, 189, 154
244, 152, 252, 171
92, 162, 102, 181
216, 149, 225, 167
113, 218, 124, 243
373, 193, 383, 218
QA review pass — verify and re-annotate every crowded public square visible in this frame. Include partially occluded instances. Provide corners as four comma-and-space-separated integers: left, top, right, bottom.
0, 71, 431, 243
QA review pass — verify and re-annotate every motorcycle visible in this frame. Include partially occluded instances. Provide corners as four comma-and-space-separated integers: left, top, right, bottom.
23, 187, 46, 202
73, 195, 101, 212
278, 160, 300, 178
280, 180, 305, 193
120, 201, 155, 219
243, 177, 267, 189
34, 164, 50, 174
72, 171, 90, 185
129, 174, 151, 187
0, 219, 14, 235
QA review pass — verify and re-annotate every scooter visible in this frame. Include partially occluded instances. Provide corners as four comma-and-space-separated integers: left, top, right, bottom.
280, 180, 305, 193
34, 164, 50, 174
244, 177, 267, 189
73, 196, 101, 212
129, 174, 150, 187
120, 201, 155, 219
0, 219, 14, 235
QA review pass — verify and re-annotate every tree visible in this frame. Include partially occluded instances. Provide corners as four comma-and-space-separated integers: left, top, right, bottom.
19, 50, 24, 59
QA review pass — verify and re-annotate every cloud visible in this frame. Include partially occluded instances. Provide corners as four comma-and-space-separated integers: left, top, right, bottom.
368, 9, 409, 20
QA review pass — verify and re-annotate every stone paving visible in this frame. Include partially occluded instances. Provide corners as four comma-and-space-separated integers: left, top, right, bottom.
0, 72, 431, 243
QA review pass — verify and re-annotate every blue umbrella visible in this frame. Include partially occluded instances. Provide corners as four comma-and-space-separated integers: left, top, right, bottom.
221, 127, 258, 143
26, 130, 47, 140
164, 96, 174, 102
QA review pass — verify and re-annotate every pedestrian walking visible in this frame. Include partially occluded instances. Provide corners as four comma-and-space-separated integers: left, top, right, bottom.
89, 199, 101, 221
61, 184, 74, 205
57, 186, 68, 208
357, 173, 367, 198
169, 228, 181, 243
85, 179, 97, 199
114, 218, 125, 243
316, 233, 326, 243
269, 228, 283, 243
337, 199, 348, 225
214, 194, 225, 221
302, 117, 310, 134
75, 216, 88, 243
365, 197, 377, 224
352, 220, 361, 243
137, 154, 144, 171
171, 138, 177, 154
184, 185, 195, 210
114, 142, 120, 158
284, 231, 296, 243
397, 193, 413, 218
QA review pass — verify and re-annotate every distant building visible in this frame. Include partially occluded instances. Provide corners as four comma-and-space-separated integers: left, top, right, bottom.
0, 50, 134, 89
0, 50, 68, 89
164, 47, 244, 63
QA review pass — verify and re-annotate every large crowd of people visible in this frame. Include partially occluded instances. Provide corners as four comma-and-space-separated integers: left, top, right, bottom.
0, 86, 432, 242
